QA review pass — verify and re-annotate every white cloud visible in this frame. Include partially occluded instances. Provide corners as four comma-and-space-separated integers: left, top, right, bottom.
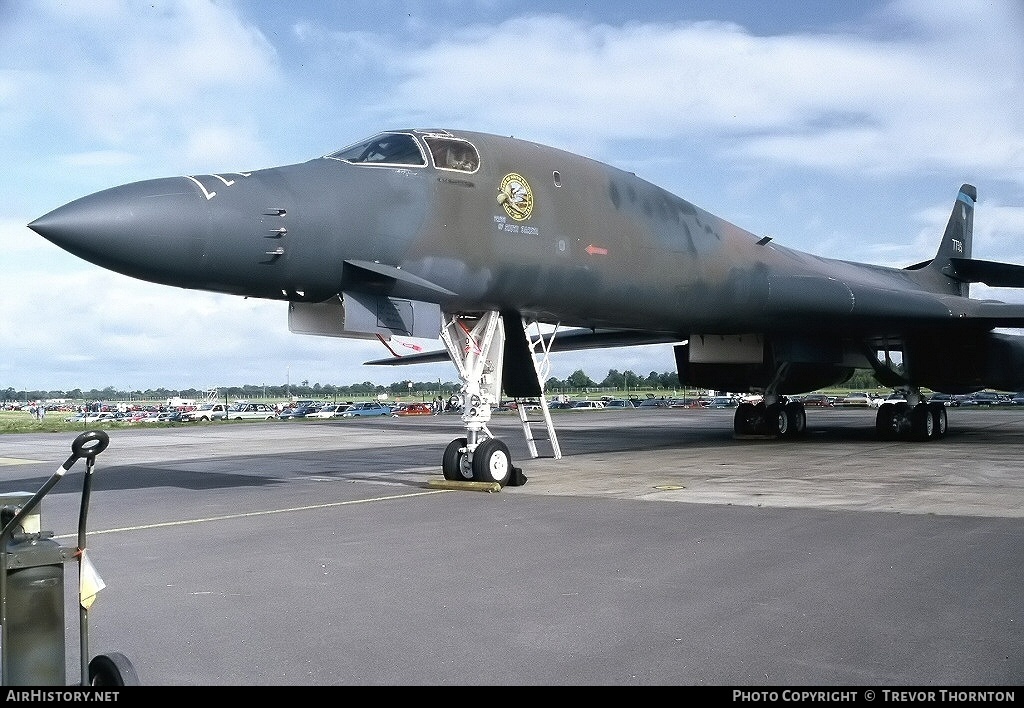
3, 0, 283, 174
375, 8, 1022, 183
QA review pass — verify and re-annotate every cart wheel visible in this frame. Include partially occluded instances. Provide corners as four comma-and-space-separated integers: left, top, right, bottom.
89, 652, 139, 686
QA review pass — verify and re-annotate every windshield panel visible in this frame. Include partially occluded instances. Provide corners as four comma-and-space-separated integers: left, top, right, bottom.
423, 136, 479, 173
326, 133, 426, 166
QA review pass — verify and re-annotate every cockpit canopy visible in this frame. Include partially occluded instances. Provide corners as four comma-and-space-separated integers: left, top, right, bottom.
326, 131, 479, 173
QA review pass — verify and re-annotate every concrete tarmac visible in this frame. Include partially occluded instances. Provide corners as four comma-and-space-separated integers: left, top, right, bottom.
0, 406, 1021, 686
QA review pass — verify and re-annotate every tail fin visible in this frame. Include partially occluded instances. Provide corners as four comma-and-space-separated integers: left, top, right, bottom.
912, 184, 975, 297
938, 184, 976, 263
918, 185, 1024, 290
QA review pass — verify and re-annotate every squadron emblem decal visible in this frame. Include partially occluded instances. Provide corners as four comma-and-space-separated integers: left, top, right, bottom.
497, 173, 534, 221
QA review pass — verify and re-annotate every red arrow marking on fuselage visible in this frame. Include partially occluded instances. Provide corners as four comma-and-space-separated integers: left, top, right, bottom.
585, 244, 608, 255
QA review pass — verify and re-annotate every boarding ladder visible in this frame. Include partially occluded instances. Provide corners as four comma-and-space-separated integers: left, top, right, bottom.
517, 320, 562, 459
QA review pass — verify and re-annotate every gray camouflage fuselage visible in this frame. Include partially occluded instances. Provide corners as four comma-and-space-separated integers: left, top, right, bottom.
29, 129, 1024, 396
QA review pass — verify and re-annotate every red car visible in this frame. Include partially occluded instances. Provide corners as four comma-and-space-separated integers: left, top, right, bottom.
392, 403, 435, 417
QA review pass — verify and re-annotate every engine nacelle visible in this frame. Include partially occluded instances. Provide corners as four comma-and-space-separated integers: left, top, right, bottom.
674, 335, 854, 394
904, 331, 1024, 393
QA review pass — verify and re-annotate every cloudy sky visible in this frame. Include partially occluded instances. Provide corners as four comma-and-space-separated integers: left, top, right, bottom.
2, 0, 1023, 395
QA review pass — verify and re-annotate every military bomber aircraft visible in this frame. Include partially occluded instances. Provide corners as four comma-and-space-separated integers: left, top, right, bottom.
28, 129, 1024, 487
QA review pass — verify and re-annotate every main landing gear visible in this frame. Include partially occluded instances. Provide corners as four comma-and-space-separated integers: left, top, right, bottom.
733, 398, 807, 438
732, 362, 806, 439
865, 351, 948, 441
437, 311, 558, 488
875, 401, 948, 441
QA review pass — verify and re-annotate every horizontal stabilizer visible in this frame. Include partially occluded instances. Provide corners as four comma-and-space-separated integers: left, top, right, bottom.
948, 258, 1024, 288
364, 327, 680, 365
946, 297, 1024, 328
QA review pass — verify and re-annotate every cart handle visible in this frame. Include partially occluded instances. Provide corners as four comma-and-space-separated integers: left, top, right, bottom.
71, 429, 109, 461
0, 430, 109, 545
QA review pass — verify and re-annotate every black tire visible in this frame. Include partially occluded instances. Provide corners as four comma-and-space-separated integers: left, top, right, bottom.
734, 402, 758, 435
442, 438, 472, 481
89, 652, 139, 686
472, 438, 512, 486
929, 402, 948, 438
910, 402, 935, 441
875, 403, 900, 440
753, 401, 771, 434
784, 401, 806, 437
767, 402, 787, 436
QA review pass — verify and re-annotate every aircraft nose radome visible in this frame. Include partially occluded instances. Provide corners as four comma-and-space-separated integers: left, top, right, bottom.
28, 178, 211, 283
30, 178, 201, 247
28, 192, 123, 248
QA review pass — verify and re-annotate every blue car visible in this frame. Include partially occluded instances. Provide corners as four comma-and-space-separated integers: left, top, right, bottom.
279, 404, 321, 420
340, 401, 394, 417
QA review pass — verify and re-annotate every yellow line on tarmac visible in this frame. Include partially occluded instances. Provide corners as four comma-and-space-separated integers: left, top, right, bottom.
52, 488, 452, 540
0, 458, 45, 466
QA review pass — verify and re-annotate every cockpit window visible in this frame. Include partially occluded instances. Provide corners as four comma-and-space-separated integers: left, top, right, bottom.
423, 136, 480, 173
326, 133, 426, 166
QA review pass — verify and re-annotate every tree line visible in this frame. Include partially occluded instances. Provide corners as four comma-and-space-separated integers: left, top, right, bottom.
3, 368, 884, 405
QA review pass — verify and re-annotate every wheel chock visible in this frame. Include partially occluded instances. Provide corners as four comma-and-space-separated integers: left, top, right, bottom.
507, 466, 528, 486
428, 479, 502, 493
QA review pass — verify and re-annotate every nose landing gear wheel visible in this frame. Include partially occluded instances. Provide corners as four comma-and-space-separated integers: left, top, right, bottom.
442, 438, 473, 481
472, 438, 512, 486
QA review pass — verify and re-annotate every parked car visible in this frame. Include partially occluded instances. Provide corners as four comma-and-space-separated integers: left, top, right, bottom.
227, 402, 278, 420
137, 411, 168, 423
1009, 392, 1024, 406
707, 396, 738, 409
570, 400, 605, 410
927, 393, 958, 407
392, 402, 434, 417
839, 392, 875, 407
279, 404, 322, 420
637, 398, 671, 409
63, 411, 115, 423
603, 399, 637, 409
340, 401, 394, 417
307, 403, 352, 419
875, 391, 907, 408
799, 394, 834, 408
179, 402, 228, 422
960, 390, 1011, 406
